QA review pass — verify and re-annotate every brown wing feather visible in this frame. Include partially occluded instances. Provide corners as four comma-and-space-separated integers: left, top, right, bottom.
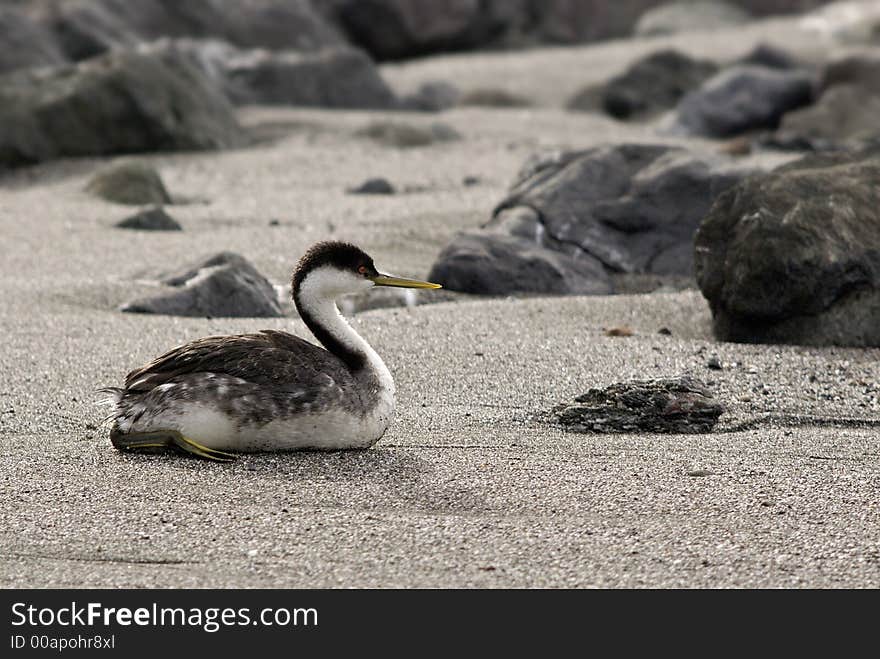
124, 330, 354, 393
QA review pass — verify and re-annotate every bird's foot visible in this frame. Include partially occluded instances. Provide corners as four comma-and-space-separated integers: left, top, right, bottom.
111, 429, 237, 462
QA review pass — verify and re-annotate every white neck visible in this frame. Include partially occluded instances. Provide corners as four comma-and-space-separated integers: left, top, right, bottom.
295, 269, 395, 395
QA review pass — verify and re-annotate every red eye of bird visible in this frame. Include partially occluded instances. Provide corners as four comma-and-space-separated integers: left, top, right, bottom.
358, 265, 367, 275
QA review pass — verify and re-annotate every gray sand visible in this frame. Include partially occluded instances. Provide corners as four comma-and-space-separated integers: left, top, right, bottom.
1, 16, 878, 588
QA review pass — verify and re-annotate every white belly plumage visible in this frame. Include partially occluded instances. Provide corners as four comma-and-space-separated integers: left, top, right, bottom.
125, 394, 395, 452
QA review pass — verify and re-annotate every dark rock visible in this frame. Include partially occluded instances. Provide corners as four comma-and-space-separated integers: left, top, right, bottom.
139, 39, 398, 110
819, 53, 880, 96
574, 49, 718, 120
458, 88, 531, 107
86, 162, 172, 206
115, 207, 182, 231
123, 252, 282, 318
38, 0, 138, 61
737, 43, 800, 70
0, 7, 68, 74
0, 51, 246, 167
694, 149, 880, 346
400, 80, 460, 112
327, 0, 524, 61
348, 178, 395, 195
431, 144, 752, 295
634, 1, 750, 36
428, 228, 612, 296
672, 65, 814, 137
42, 0, 345, 61
210, 0, 347, 51
322, 1, 836, 59
707, 356, 723, 369
526, 0, 661, 45
552, 375, 724, 434
776, 84, 880, 147
355, 121, 461, 148
224, 47, 398, 108
463, 176, 481, 186
159, 251, 250, 286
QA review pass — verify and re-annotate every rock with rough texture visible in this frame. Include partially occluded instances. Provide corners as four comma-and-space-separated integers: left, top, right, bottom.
695, 149, 880, 346
348, 178, 395, 195
42, 0, 345, 61
572, 49, 718, 120
115, 207, 182, 231
0, 51, 246, 167
86, 162, 172, 206
0, 7, 68, 74
672, 65, 814, 137
355, 121, 461, 148
553, 376, 724, 434
428, 227, 613, 296
634, 0, 751, 36
123, 253, 282, 317
775, 84, 880, 147
430, 144, 752, 295
159, 252, 249, 286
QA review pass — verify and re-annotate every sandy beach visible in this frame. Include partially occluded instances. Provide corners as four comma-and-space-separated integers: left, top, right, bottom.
2, 13, 879, 588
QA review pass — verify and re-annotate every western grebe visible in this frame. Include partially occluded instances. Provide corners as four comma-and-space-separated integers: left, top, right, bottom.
103, 241, 441, 461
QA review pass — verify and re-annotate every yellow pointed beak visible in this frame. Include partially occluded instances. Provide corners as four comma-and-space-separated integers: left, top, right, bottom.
371, 274, 442, 289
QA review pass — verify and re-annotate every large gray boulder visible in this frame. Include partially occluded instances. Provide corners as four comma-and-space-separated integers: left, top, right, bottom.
430, 144, 751, 295
122, 252, 283, 317
775, 84, 880, 148
672, 65, 814, 137
326, 0, 523, 60
0, 51, 247, 167
634, 0, 751, 36
40, 0, 345, 61
0, 7, 68, 74
225, 47, 398, 108
140, 40, 398, 109
429, 223, 613, 296
569, 49, 718, 120
694, 149, 880, 346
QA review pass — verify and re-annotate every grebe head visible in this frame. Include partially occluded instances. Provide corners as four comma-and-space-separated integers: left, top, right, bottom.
292, 241, 441, 301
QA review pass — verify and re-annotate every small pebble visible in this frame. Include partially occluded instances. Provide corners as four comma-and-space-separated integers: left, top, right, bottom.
348, 178, 395, 195
707, 356, 723, 370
